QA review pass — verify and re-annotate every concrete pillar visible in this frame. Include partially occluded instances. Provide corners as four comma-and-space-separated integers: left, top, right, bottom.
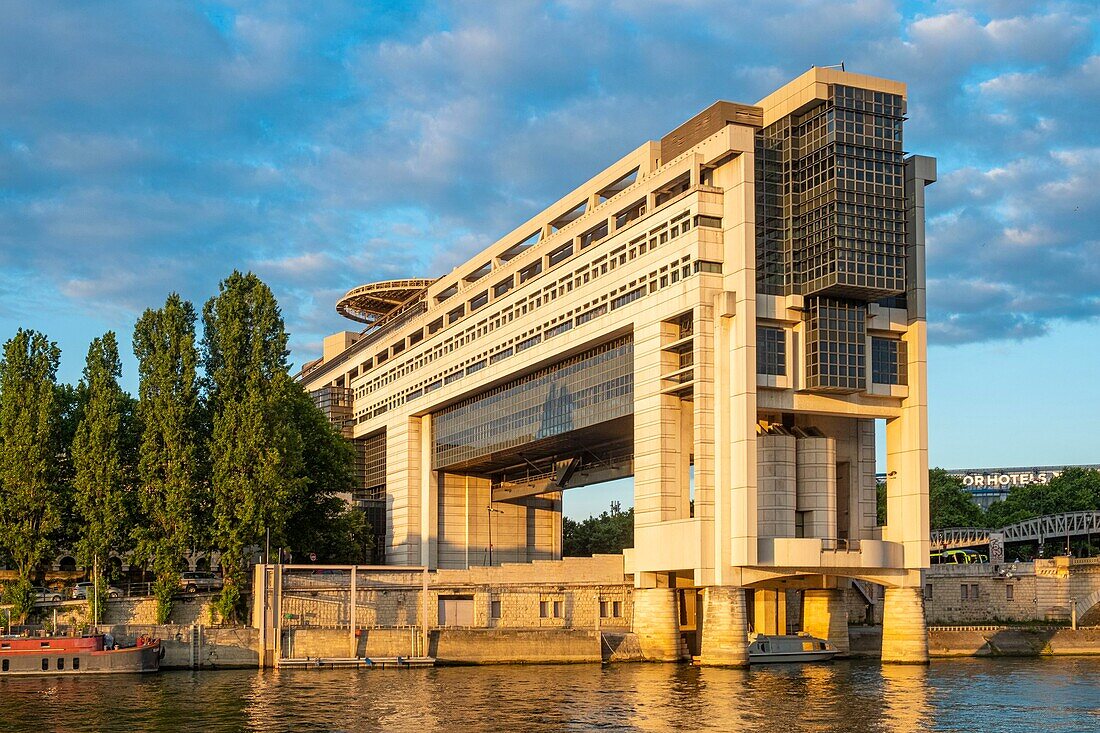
632, 588, 682, 662
802, 589, 850, 656
699, 586, 749, 667
881, 586, 929, 664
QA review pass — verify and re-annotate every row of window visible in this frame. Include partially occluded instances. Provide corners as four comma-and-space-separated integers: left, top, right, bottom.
0, 657, 80, 672
349, 207, 701, 417
925, 583, 1015, 602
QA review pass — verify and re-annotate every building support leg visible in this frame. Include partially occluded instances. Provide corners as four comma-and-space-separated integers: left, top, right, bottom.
881, 586, 929, 664
699, 585, 749, 667
802, 588, 850, 656
633, 588, 682, 662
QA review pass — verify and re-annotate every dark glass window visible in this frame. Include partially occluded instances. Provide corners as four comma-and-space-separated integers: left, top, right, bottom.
871, 337, 907, 385
805, 297, 866, 393
757, 326, 786, 376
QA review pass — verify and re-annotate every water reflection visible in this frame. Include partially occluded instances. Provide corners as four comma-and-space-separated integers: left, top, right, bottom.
1, 659, 1097, 732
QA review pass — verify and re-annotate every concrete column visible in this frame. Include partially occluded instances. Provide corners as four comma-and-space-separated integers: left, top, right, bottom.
881, 586, 929, 664
699, 585, 749, 667
757, 434, 796, 539
802, 589, 850, 656
632, 588, 682, 662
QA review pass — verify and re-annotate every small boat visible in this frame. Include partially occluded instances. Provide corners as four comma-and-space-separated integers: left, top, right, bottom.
748, 633, 837, 664
0, 634, 163, 676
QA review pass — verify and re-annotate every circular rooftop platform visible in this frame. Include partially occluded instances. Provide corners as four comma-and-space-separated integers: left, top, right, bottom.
336, 279, 434, 324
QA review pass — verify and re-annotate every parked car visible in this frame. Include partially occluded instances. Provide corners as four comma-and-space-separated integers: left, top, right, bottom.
71, 582, 123, 600
179, 571, 223, 594
32, 586, 64, 604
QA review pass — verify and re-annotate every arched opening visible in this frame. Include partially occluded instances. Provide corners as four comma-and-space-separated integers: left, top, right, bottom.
178, 558, 191, 573
58, 556, 77, 572
107, 556, 124, 578
195, 556, 210, 572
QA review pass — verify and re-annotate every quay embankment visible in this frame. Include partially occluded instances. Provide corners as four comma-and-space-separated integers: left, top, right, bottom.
850, 624, 1100, 659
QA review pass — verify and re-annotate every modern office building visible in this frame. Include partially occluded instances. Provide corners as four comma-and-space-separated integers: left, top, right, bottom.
299, 67, 936, 664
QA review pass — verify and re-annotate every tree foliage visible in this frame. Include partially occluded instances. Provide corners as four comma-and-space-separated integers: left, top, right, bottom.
0, 330, 61, 620
72, 332, 131, 571
202, 272, 304, 620
132, 294, 203, 623
929, 468, 985, 530
563, 502, 634, 557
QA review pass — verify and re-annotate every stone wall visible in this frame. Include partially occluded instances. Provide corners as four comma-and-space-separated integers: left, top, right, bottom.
924, 559, 1100, 625
37, 594, 220, 629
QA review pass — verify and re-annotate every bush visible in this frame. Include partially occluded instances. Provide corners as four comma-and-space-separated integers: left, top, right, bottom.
2, 578, 35, 623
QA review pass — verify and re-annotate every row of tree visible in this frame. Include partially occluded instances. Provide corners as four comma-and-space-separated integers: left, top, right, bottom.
0, 272, 365, 623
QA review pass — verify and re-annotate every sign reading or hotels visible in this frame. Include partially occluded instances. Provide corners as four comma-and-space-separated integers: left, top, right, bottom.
953, 469, 1061, 488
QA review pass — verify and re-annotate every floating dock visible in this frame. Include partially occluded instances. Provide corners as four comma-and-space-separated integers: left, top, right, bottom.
277, 656, 435, 670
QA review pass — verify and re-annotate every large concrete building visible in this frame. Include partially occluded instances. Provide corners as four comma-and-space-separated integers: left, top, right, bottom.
300, 68, 935, 664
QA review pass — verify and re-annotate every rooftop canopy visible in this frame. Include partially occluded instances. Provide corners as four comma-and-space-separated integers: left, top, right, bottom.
336, 279, 434, 325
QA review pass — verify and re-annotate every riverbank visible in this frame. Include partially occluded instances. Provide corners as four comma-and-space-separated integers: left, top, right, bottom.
76, 622, 1100, 669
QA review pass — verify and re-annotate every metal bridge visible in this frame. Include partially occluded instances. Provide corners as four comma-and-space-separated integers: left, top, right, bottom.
930, 511, 1100, 551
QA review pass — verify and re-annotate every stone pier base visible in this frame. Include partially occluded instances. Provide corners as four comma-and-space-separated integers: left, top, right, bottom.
632, 588, 682, 661
882, 586, 929, 664
699, 585, 749, 667
802, 588, 850, 656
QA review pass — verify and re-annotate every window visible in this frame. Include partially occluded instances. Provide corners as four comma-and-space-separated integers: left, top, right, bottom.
57, 657, 64, 670
469, 291, 489, 311
539, 600, 550, 618
494, 277, 514, 298
971, 584, 979, 601
1006, 584, 1014, 601
696, 260, 722, 274
548, 243, 573, 267
490, 599, 502, 619
447, 306, 465, 325
694, 215, 722, 228
611, 286, 645, 310
519, 261, 542, 283
72, 657, 79, 670
757, 326, 786, 376
924, 584, 932, 600
960, 584, 968, 601
42, 658, 49, 671
613, 601, 622, 618
2, 659, 8, 672
553, 600, 563, 618
545, 321, 572, 339
871, 337, 907, 385
600, 600, 609, 618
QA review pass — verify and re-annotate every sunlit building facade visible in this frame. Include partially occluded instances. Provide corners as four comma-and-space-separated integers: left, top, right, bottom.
300, 68, 936, 664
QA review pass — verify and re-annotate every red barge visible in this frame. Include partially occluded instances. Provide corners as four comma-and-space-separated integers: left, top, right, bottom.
0, 634, 162, 676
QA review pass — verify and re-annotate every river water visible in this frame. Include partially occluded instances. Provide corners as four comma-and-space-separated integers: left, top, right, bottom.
2, 658, 1099, 732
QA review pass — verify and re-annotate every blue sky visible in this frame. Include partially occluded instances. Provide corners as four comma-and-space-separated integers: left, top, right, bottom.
1, 1, 1098, 517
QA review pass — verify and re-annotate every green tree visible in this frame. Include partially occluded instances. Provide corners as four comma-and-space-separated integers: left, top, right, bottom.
203, 272, 303, 621
0, 329, 62, 621
563, 502, 634, 557
132, 294, 203, 623
986, 467, 1100, 528
72, 332, 131, 579
281, 382, 358, 562
929, 468, 985, 529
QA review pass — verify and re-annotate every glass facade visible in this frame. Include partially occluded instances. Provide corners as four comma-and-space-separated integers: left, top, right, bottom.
805, 298, 866, 393
755, 83, 908, 394
757, 326, 786, 376
871, 337, 908, 386
432, 337, 634, 470
354, 431, 387, 563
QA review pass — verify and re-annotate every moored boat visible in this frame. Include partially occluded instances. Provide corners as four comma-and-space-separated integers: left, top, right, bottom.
0, 634, 163, 676
748, 633, 837, 664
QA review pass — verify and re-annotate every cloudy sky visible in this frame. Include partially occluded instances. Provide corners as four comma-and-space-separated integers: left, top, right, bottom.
1, 0, 1098, 501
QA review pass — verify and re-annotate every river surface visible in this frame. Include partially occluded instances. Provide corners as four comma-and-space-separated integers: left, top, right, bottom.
2, 658, 1099, 732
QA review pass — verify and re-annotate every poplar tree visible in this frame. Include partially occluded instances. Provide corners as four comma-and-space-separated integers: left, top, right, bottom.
0, 329, 61, 619
133, 294, 202, 623
72, 332, 130, 580
203, 271, 303, 620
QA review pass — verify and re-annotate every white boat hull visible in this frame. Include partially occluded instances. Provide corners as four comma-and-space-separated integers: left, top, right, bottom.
747, 634, 838, 664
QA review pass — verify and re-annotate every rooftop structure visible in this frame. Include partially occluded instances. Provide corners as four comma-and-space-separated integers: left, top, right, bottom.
300, 67, 936, 664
